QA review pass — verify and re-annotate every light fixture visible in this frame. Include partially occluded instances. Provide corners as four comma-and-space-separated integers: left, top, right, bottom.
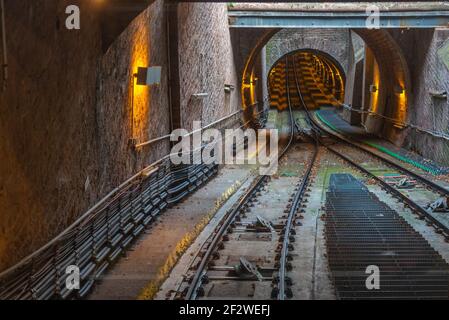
394, 84, 405, 94
369, 84, 378, 93
130, 66, 162, 148
135, 66, 162, 86
250, 77, 259, 85
224, 84, 235, 93
429, 90, 447, 100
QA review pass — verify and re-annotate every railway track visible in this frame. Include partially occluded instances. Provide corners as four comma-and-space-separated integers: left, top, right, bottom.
171, 56, 318, 300
290, 54, 449, 299
290, 53, 449, 240
164, 52, 449, 300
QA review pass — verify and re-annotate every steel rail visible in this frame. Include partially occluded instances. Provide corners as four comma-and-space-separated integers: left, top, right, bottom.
324, 144, 449, 238
277, 147, 317, 299
185, 58, 296, 300
184, 174, 267, 300
277, 55, 318, 300
0, 110, 256, 298
0, 160, 218, 299
0, 107, 254, 283
291, 53, 448, 197
289, 53, 449, 238
312, 116, 449, 196
289, 53, 449, 300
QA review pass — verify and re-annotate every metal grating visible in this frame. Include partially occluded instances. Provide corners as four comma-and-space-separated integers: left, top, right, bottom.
325, 173, 449, 300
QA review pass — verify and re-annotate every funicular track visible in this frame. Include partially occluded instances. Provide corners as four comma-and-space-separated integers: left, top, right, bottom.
290, 54, 449, 300
174, 56, 318, 300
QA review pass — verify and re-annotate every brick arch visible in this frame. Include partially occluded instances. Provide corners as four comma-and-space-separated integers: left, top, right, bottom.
353, 29, 411, 142
268, 48, 347, 87
265, 29, 351, 76
240, 29, 280, 124
241, 28, 411, 139
268, 49, 347, 111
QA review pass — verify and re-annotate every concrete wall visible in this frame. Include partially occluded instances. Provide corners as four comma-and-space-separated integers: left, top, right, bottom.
390, 28, 449, 164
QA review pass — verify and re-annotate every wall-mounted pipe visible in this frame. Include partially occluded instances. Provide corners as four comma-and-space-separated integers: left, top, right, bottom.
429, 90, 447, 100
191, 92, 209, 99
0, 0, 7, 91
133, 100, 270, 150
134, 109, 243, 149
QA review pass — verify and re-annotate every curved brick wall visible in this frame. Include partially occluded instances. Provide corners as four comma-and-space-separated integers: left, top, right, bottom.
265, 29, 351, 76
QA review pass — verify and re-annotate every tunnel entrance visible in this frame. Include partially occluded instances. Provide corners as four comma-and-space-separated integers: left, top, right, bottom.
239, 27, 412, 146
268, 50, 345, 111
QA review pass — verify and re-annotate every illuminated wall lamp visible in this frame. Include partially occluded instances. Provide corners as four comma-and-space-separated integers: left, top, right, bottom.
224, 84, 235, 93
130, 66, 162, 148
369, 84, 378, 93
394, 85, 405, 94
135, 66, 162, 86
250, 77, 259, 85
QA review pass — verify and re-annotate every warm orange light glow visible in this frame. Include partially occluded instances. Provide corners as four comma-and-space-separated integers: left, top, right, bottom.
0, 236, 5, 259
130, 29, 150, 143
249, 72, 256, 106
396, 83, 407, 125
370, 59, 380, 114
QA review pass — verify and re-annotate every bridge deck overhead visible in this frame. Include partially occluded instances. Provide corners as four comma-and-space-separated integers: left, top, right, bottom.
228, 10, 449, 28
